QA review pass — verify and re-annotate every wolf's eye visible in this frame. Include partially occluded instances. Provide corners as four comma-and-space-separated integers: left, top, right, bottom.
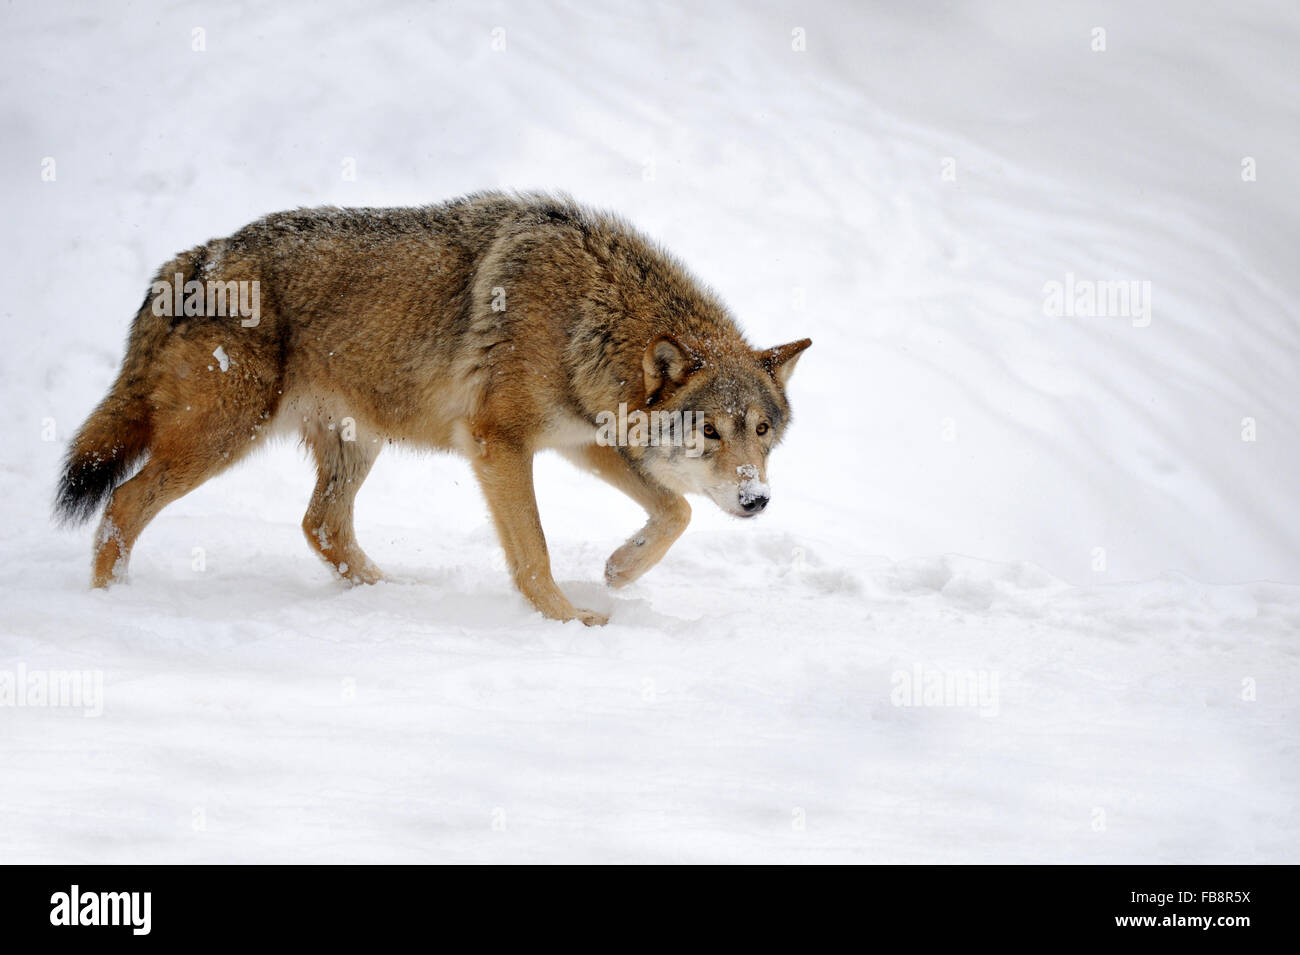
756, 422, 769, 436
702, 423, 719, 439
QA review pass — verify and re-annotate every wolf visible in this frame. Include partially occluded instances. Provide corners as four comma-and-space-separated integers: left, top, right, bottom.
55, 192, 811, 625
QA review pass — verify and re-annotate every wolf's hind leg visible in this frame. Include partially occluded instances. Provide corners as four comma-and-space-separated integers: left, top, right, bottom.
302, 424, 383, 584
562, 444, 691, 588
92, 402, 268, 587
92, 458, 204, 587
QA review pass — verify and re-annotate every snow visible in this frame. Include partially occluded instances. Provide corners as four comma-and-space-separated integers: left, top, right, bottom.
1, 1, 1297, 862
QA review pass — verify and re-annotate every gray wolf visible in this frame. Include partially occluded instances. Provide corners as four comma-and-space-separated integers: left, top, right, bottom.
55, 192, 810, 625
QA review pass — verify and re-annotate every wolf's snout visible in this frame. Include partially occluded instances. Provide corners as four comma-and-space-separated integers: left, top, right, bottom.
735, 465, 770, 516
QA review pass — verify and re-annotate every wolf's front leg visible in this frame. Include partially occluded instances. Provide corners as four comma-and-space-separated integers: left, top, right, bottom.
472, 441, 608, 626
562, 444, 691, 588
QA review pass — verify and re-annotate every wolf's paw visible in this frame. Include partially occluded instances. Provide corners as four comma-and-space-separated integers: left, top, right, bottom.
338, 557, 383, 585
605, 540, 649, 589
538, 596, 608, 626
90, 570, 123, 589
604, 564, 636, 589
574, 607, 610, 627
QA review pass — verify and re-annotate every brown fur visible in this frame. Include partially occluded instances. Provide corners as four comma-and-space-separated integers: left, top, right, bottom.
56, 192, 810, 624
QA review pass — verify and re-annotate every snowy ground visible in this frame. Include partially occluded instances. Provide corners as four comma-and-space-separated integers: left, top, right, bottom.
1, 1, 1297, 862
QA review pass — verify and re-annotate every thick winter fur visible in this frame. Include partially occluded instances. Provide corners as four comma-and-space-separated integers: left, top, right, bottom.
56, 192, 810, 625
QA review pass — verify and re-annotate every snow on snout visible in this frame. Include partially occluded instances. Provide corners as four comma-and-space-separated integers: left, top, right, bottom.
736, 464, 769, 505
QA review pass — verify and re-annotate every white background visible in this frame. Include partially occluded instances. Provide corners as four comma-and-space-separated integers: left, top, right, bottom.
1, 0, 1296, 862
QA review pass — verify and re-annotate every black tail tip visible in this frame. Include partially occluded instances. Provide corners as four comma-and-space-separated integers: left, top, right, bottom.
53, 454, 123, 526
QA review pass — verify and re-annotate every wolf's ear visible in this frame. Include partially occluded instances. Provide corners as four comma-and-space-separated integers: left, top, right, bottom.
756, 338, 812, 386
643, 335, 699, 405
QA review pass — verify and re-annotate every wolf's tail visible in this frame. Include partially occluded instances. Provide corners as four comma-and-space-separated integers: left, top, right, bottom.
54, 247, 204, 525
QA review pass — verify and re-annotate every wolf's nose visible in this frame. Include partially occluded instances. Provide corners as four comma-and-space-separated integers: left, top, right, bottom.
742, 495, 769, 513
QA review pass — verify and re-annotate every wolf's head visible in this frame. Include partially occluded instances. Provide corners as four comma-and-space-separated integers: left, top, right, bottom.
631, 334, 811, 517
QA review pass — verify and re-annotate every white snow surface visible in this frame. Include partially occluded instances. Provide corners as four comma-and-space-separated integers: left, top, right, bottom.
1, 1, 1297, 862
